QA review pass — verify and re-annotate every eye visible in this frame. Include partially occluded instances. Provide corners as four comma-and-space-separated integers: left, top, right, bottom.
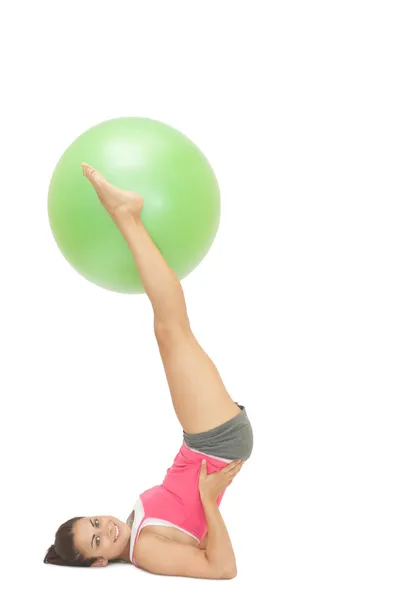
95, 519, 99, 527
96, 536, 100, 548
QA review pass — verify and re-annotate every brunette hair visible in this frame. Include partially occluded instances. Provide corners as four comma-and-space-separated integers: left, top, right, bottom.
43, 517, 98, 567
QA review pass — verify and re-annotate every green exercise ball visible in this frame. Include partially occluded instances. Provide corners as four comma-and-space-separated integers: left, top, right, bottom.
48, 117, 220, 293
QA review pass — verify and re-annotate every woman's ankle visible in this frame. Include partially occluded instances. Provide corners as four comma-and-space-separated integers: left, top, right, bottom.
113, 205, 142, 227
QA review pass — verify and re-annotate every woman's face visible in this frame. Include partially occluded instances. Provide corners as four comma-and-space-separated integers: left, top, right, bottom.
73, 515, 131, 566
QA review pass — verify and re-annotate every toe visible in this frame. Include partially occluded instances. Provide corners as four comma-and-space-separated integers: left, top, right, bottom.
81, 163, 91, 178
81, 163, 105, 184
81, 163, 95, 177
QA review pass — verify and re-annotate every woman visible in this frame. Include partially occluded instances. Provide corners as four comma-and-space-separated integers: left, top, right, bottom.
44, 164, 254, 579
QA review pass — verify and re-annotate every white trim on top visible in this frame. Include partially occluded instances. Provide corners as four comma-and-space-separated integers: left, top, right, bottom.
129, 497, 145, 564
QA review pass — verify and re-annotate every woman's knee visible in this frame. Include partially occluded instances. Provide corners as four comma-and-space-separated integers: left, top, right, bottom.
153, 317, 191, 347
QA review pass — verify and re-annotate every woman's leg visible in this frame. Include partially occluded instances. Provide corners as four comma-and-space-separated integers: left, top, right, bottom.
82, 164, 241, 434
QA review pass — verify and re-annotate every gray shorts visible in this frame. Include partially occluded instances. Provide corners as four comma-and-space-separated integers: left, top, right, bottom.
182, 403, 253, 461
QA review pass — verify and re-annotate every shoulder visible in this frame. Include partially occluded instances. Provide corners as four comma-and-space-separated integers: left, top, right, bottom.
134, 530, 235, 579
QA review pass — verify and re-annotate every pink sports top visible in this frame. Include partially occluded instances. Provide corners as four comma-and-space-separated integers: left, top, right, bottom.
127, 441, 233, 569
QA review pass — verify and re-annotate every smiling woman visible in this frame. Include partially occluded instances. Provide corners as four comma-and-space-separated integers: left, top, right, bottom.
44, 515, 132, 567
43, 165, 253, 578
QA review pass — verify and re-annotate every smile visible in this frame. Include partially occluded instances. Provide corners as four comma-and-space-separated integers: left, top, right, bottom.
114, 523, 120, 542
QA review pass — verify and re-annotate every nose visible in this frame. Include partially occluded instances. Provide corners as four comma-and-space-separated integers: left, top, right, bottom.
108, 520, 114, 539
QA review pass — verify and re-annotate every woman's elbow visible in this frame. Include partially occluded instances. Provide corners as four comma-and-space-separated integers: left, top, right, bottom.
221, 565, 238, 579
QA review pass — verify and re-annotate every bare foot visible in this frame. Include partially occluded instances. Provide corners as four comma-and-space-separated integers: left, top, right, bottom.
81, 163, 144, 220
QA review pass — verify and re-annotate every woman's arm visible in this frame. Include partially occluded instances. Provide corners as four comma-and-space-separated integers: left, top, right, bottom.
202, 499, 237, 576
134, 532, 234, 579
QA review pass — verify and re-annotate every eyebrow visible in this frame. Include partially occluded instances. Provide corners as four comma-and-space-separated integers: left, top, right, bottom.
90, 519, 95, 548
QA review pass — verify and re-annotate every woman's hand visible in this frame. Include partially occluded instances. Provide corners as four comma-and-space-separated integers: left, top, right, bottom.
198, 459, 244, 503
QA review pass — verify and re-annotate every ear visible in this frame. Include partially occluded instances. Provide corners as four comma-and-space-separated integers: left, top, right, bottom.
91, 557, 108, 568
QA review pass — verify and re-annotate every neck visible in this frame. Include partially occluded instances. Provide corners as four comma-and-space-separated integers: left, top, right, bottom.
117, 536, 131, 563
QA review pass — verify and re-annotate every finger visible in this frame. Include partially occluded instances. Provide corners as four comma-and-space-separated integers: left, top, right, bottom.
231, 468, 242, 479
199, 460, 207, 476
226, 465, 243, 481
232, 463, 244, 475
223, 460, 242, 473
224, 466, 241, 479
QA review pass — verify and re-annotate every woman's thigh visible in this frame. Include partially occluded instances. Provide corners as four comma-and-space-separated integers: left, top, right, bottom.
155, 322, 241, 434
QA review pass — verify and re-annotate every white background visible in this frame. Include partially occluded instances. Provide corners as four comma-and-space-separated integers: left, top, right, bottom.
1, 1, 399, 598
